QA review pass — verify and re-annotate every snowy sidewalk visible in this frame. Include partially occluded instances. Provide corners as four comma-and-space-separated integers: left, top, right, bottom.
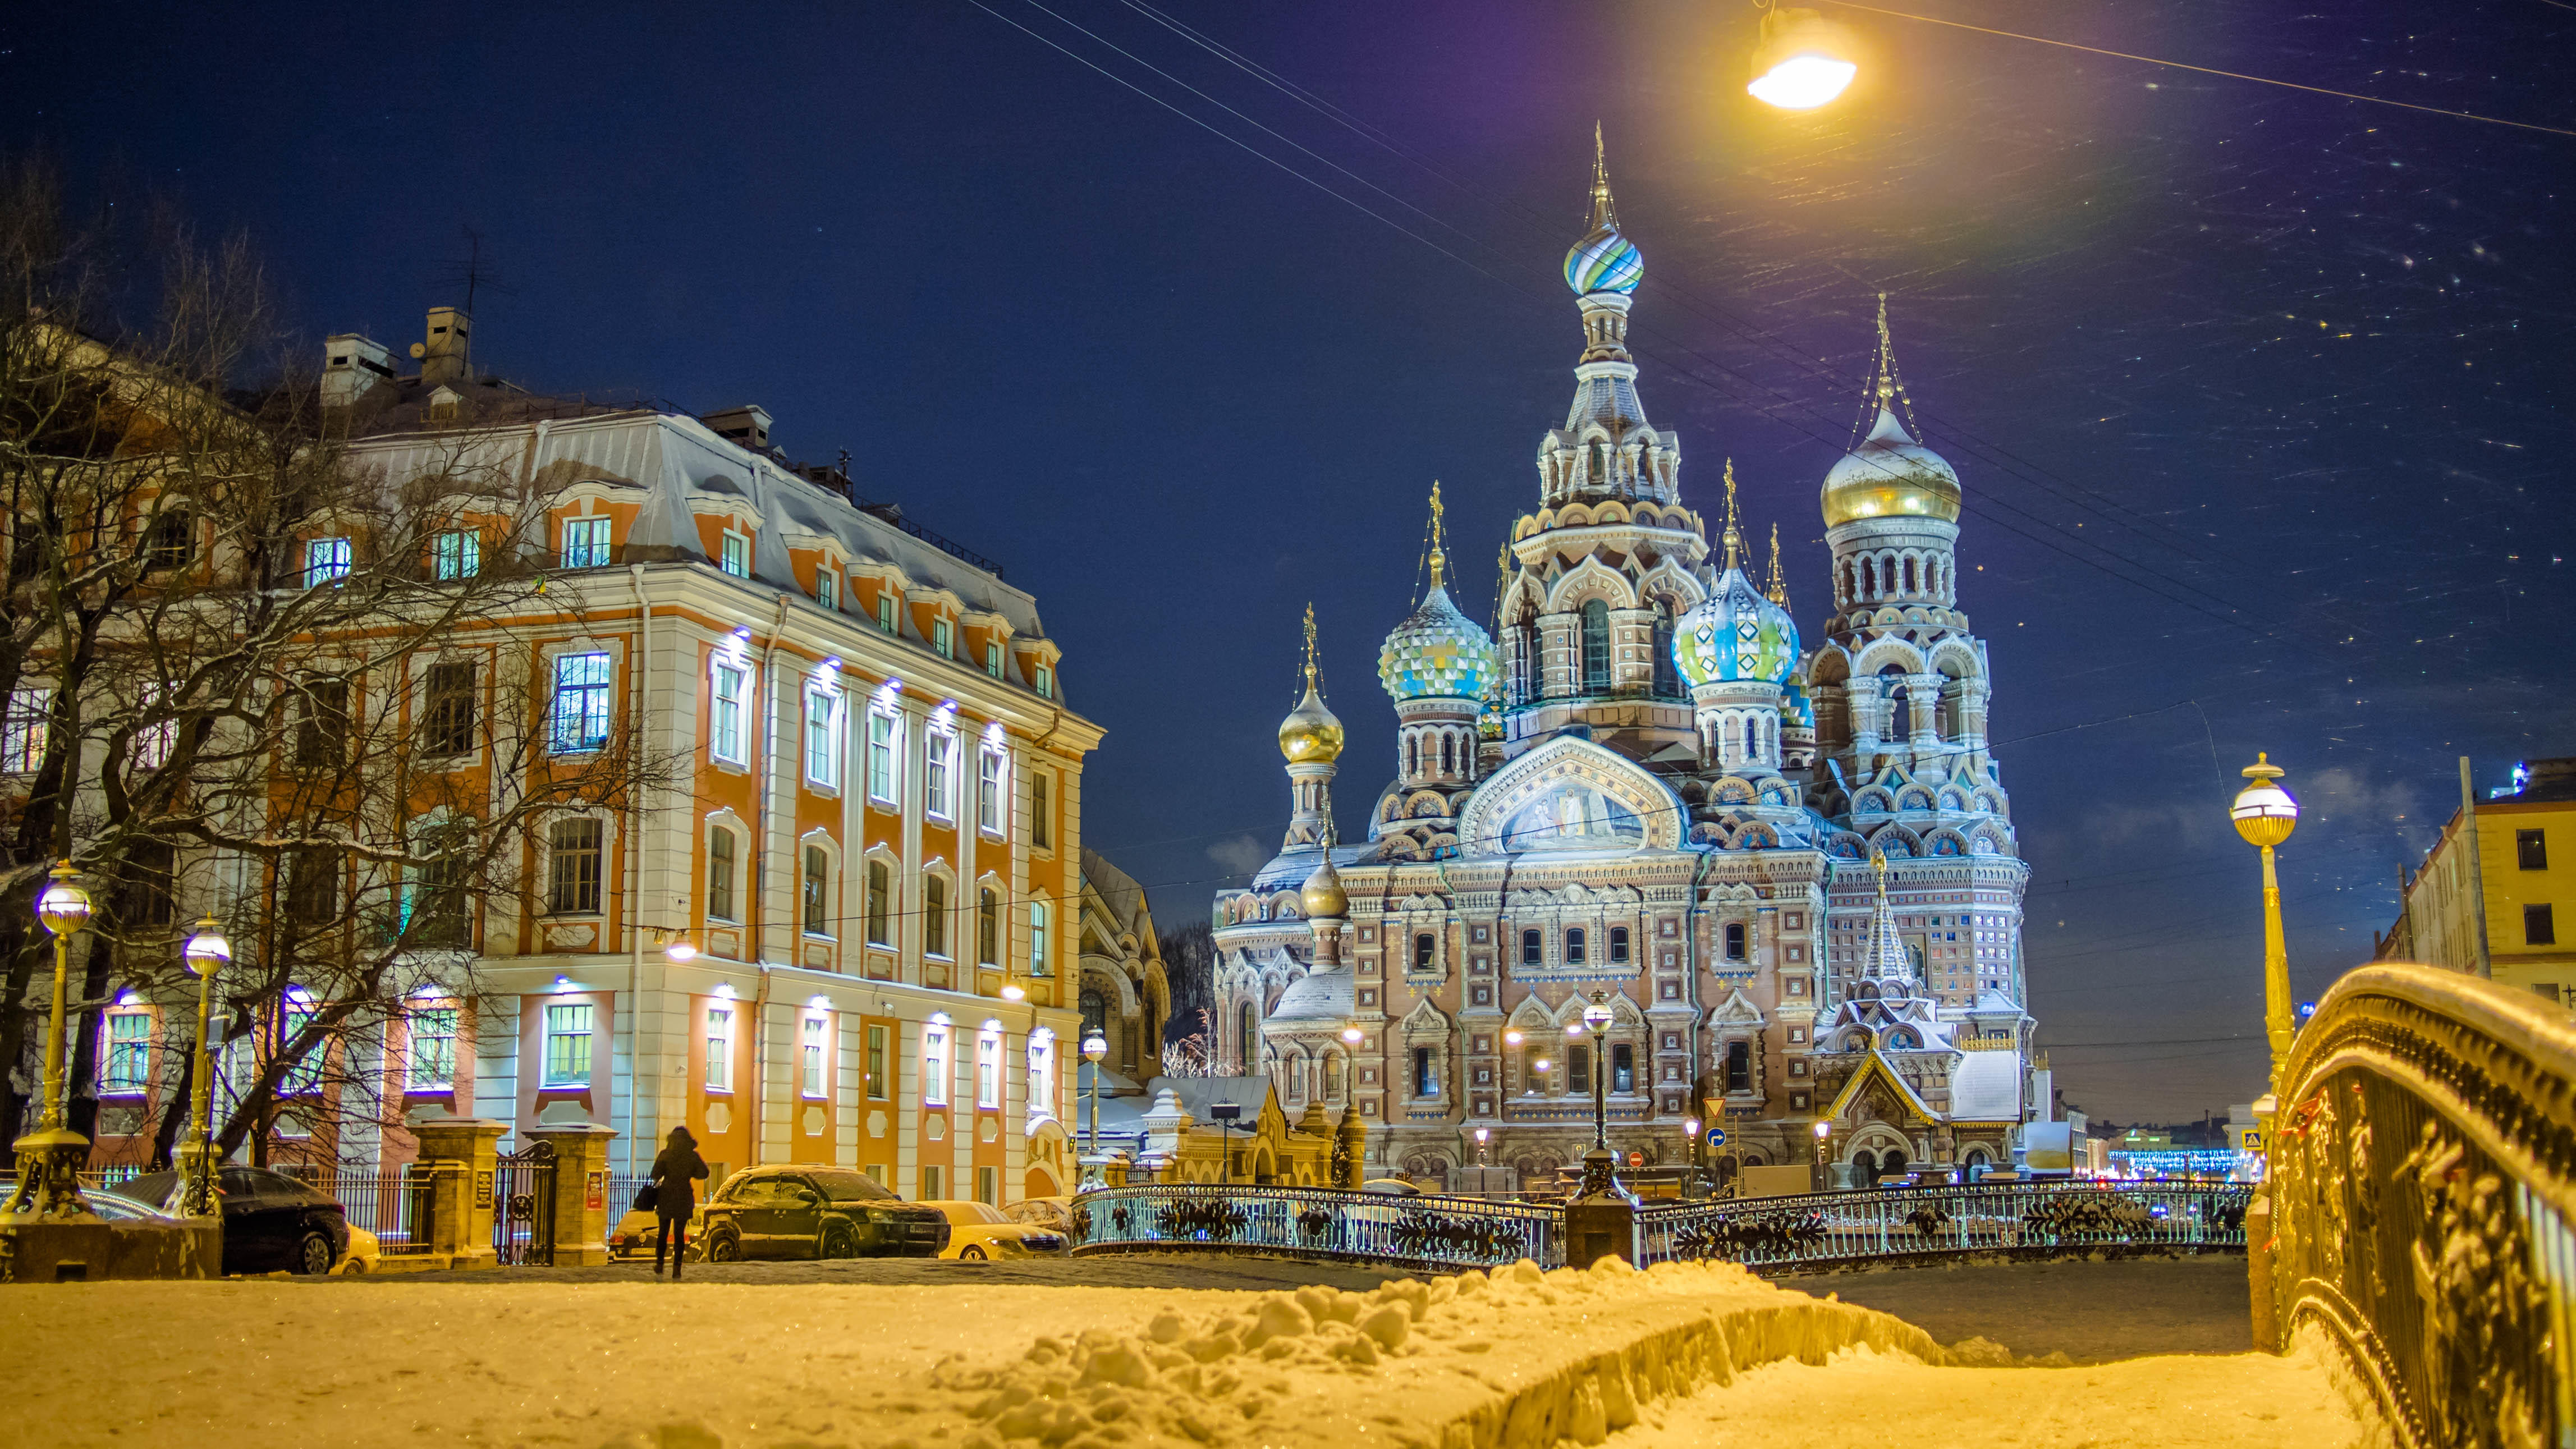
5, 1258, 2367, 1448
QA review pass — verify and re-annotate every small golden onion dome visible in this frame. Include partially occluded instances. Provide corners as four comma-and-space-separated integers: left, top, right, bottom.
1821, 406, 1962, 528
1301, 856, 1349, 920
1278, 683, 1345, 764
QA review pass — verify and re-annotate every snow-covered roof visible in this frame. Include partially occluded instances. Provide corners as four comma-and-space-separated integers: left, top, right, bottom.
1949, 1051, 2025, 1123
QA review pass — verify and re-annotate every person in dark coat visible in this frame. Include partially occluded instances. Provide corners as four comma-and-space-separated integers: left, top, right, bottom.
649, 1125, 709, 1278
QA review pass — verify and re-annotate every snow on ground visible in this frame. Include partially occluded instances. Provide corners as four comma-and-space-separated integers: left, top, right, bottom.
5, 1258, 2369, 1449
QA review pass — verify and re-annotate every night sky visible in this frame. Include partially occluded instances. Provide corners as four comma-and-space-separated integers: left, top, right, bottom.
10, 2, 2571, 1122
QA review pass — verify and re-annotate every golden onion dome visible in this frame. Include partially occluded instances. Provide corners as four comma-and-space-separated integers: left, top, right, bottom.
1821, 406, 1962, 528
1278, 682, 1345, 764
1301, 855, 1349, 920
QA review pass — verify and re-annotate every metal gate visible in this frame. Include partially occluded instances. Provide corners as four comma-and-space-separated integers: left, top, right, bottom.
493, 1140, 558, 1266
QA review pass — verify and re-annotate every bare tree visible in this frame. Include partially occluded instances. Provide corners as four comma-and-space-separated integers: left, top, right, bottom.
1, 158, 674, 1167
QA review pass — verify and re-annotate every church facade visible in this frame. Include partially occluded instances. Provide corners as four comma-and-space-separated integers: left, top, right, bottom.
1212, 143, 2042, 1193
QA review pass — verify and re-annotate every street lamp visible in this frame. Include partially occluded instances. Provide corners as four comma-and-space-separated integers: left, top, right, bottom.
1813, 1118, 1833, 1191
1577, 992, 1617, 1196
6, 861, 95, 1219
1081, 1030, 1108, 1167
2230, 753, 2301, 1098
1685, 1115, 1702, 1183
178, 916, 233, 1217
1748, 4, 1859, 109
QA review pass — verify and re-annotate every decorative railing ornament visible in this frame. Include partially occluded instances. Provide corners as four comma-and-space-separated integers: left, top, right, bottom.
2267, 965, 2576, 1449
1634, 1180, 2244, 1269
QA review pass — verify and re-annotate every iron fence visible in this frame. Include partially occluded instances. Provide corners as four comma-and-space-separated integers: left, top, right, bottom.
1072, 1184, 1562, 1272
320, 1170, 441, 1253
1634, 1180, 2249, 1270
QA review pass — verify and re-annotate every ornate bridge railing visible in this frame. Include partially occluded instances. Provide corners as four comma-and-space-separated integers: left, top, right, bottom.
2266, 964, 2576, 1449
1635, 1181, 2249, 1270
1072, 1184, 1564, 1272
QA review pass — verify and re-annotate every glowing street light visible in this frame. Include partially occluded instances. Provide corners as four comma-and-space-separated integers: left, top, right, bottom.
178, 916, 233, 1217
6, 862, 95, 1218
1748, 5, 1859, 110
2231, 753, 2301, 1097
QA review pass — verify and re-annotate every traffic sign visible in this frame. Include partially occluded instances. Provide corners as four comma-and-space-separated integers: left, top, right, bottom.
1705, 1127, 1728, 1147
2240, 1130, 2265, 1152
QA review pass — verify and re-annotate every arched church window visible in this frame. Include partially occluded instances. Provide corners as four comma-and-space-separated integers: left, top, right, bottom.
1904, 556, 1918, 594
1439, 734, 1455, 775
1580, 600, 1611, 691
1080, 987, 1107, 1040
1237, 1003, 1257, 1070
1862, 558, 1877, 597
1725, 1039, 1751, 1093
1722, 715, 1740, 765
1652, 599, 1677, 696
1588, 441, 1606, 486
1405, 734, 1418, 778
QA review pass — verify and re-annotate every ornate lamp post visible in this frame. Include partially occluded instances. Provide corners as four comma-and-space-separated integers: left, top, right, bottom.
1578, 993, 1617, 1195
1812, 1118, 1833, 1191
2230, 753, 2301, 1099
6, 861, 95, 1219
177, 916, 233, 1217
1684, 1116, 1702, 1185
1080, 1031, 1108, 1180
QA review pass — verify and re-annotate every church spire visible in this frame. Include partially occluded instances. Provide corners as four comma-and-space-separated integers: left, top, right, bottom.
1588, 121, 1618, 232
1863, 852, 1916, 984
1424, 480, 1448, 593
1766, 522, 1791, 609
1720, 459, 1745, 572
1859, 291, 1920, 441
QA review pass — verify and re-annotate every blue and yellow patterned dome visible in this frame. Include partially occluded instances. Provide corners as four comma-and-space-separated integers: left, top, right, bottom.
1779, 678, 1817, 730
1675, 565, 1800, 688
1565, 228, 1643, 296
1379, 583, 1497, 703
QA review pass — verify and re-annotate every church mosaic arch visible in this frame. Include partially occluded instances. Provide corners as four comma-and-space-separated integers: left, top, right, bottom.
1456, 737, 1685, 858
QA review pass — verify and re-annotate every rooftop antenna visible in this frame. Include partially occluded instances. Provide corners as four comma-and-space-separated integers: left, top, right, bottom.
434, 226, 516, 316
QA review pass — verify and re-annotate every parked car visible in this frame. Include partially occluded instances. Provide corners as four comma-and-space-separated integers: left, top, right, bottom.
117, 1166, 350, 1275
1361, 1178, 1424, 1196
81, 1186, 185, 1225
698, 1165, 948, 1262
1007, 1195, 1075, 1234
332, 1225, 383, 1274
923, 1200, 1069, 1259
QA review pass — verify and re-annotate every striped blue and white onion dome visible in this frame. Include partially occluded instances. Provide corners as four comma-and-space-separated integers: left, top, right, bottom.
1379, 584, 1498, 703
1675, 566, 1800, 687
1564, 226, 1643, 296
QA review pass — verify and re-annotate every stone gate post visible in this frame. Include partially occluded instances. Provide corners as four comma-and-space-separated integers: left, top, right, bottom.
412, 1118, 508, 1271
526, 1124, 619, 1267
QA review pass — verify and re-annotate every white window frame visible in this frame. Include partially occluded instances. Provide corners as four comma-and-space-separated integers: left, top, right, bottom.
1030, 901, 1051, 978
560, 515, 612, 569
925, 727, 954, 820
302, 536, 352, 588
3, 685, 51, 775
102, 1010, 152, 1093
543, 1002, 594, 1087
549, 652, 613, 754
804, 682, 845, 791
867, 709, 900, 804
704, 1005, 734, 1092
922, 1019, 950, 1107
802, 1015, 829, 1099
1034, 663, 1053, 699
709, 658, 750, 766
719, 529, 751, 578
1026, 1031, 1056, 1122
432, 529, 480, 580
931, 618, 953, 658
977, 1024, 1001, 1111
977, 747, 1005, 836
984, 641, 1003, 678
407, 1007, 458, 1090
876, 594, 896, 634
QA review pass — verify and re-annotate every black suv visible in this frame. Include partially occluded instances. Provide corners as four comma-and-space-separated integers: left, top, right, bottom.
699, 1165, 948, 1261
118, 1165, 350, 1275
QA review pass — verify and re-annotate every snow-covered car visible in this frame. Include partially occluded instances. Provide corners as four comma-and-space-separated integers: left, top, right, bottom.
699, 1165, 949, 1261
1006, 1195, 1075, 1234
609, 1207, 705, 1262
117, 1166, 349, 1275
332, 1225, 383, 1274
922, 1200, 1069, 1259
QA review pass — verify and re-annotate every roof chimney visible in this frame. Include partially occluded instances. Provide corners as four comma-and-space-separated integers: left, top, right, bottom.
699, 405, 773, 451
321, 333, 396, 410
414, 306, 471, 384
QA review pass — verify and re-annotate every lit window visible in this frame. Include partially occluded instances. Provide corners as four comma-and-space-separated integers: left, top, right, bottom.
720, 531, 750, 577
816, 568, 839, 611
409, 1008, 457, 1089
803, 845, 831, 935
876, 594, 896, 634
1412, 1046, 1437, 1098
932, 618, 952, 658
1030, 901, 1051, 976
548, 818, 604, 915
433, 529, 480, 580
132, 681, 175, 771
803, 1016, 828, 1098
544, 1003, 593, 1086
804, 683, 844, 790
303, 537, 351, 587
984, 642, 1003, 678
924, 875, 949, 957
560, 516, 612, 568
4, 685, 52, 774
925, 729, 954, 819
1034, 664, 1053, 699
707, 827, 737, 921
977, 1027, 1001, 1109
922, 1021, 950, 1106
867, 710, 899, 802
977, 748, 1004, 834
283, 994, 322, 1094
549, 653, 613, 753
865, 860, 890, 945
1026, 1033, 1055, 1120
710, 661, 749, 765
704, 1007, 732, 1090
103, 1011, 152, 1092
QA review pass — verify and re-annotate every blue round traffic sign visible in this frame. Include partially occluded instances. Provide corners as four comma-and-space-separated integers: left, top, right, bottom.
1705, 1128, 1728, 1147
